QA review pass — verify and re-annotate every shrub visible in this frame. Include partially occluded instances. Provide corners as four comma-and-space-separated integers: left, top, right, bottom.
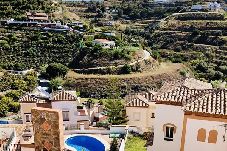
120, 64, 132, 74
46, 63, 69, 79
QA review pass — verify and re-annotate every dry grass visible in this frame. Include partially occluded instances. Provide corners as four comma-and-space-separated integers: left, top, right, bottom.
66, 62, 184, 79
0, 72, 4, 77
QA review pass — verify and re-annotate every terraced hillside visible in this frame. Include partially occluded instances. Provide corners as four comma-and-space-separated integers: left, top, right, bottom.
149, 12, 227, 81
0, 0, 54, 19
0, 30, 81, 70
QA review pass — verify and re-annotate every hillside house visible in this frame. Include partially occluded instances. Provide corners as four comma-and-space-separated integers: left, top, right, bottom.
26, 12, 49, 22
93, 39, 115, 48
154, 0, 190, 3
153, 86, 227, 151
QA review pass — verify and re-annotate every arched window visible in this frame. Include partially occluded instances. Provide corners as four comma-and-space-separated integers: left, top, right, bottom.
197, 128, 206, 142
163, 123, 177, 141
208, 130, 218, 144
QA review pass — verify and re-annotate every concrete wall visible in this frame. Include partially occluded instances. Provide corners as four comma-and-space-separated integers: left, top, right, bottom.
184, 118, 227, 151
126, 102, 156, 132
51, 101, 77, 129
64, 129, 110, 135
119, 139, 125, 151
110, 126, 127, 134
153, 104, 184, 151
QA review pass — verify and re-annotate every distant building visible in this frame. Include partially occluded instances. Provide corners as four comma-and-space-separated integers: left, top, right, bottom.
208, 2, 221, 11
93, 39, 115, 48
26, 12, 49, 22
61, 0, 103, 2
191, 5, 205, 11
6, 69, 34, 75
154, 0, 190, 3
103, 32, 116, 37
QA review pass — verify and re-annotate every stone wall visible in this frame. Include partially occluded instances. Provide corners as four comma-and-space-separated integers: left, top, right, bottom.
31, 107, 64, 151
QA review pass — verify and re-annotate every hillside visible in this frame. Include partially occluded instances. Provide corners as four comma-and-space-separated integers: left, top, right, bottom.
149, 12, 227, 81
64, 63, 184, 98
0, 0, 54, 20
0, 30, 81, 70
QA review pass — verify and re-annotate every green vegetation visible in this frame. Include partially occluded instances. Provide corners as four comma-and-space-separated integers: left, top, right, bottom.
0, 0, 54, 19
149, 12, 227, 81
105, 99, 127, 125
125, 136, 146, 151
0, 71, 37, 117
0, 71, 38, 92
110, 138, 119, 151
0, 31, 82, 70
50, 77, 64, 91
114, 1, 184, 20
46, 63, 69, 79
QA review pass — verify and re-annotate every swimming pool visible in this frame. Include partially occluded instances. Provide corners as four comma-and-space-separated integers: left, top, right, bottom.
0, 120, 9, 124
65, 135, 107, 151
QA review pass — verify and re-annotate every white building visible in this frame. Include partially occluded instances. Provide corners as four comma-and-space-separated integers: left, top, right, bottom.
154, 0, 189, 3
125, 78, 212, 133
93, 39, 115, 49
153, 86, 227, 151
19, 90, 81, 130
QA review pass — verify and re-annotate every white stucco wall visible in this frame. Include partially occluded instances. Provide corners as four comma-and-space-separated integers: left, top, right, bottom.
153, 104, 184, 151
51, 101, 77, 128
184, 118, 227, 151
126, 102, 156, 132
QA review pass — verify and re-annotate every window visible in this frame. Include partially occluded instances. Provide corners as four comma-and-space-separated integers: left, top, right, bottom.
164, 126, 174, 141
163, 124, 176, 141
62, 111, 69, 121
208, 130, 218, 144
25, 114, 31, 122
197, 128, 206, 142
151, 113, 155, 118
133, 112, 141, 121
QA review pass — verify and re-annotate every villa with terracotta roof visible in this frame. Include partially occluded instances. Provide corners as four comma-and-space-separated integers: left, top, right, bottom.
153, 86, 227, 151
19, 90, 93, 130
125, 78, 213, 133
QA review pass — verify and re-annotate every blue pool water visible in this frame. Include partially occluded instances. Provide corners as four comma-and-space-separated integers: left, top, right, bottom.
0, 121, 9, 124
65, 135, 105, 151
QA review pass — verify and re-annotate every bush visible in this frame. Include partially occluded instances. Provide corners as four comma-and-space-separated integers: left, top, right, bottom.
50, 77, 64, 91
46, 63, 69, 79
110, 138, 119, 151
120, 64, 132, 74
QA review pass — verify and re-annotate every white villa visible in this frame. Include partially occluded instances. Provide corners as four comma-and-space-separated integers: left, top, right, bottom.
93, 39, 115, 49
125, 78, 213, 133
153, 85, 227, 151
19, 90, 97, 130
